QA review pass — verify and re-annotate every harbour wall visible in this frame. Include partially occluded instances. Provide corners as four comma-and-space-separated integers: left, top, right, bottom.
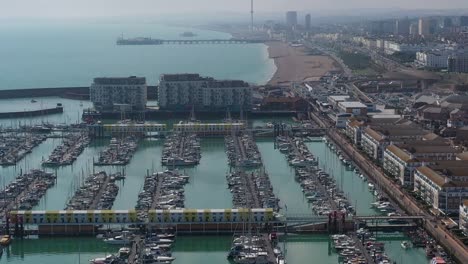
0, 86, 158, 100
0, 106, 64, 119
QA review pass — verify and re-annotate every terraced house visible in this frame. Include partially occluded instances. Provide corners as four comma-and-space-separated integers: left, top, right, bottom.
361, 124, 427, 163
383, 141, 460, 187
414, 161, 468, 215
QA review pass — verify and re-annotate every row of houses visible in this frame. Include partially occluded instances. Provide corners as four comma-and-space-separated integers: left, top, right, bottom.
345, 117, 468, 216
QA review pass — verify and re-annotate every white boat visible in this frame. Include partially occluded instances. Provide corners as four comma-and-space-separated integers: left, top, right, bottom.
118, 247, 130, 257
234, 252, 269, 264
104, 235, 131, 245
89, 255, 117, 264
401, 241, 411, 249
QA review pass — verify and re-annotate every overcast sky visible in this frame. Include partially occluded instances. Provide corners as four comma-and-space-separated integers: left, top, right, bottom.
2, 0, 468, 18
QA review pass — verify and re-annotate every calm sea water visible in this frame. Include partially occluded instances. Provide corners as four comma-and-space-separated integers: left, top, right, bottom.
0, 21, 275, 89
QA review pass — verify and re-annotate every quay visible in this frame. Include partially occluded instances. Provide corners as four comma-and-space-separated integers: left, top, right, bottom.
116, 37, 269, 45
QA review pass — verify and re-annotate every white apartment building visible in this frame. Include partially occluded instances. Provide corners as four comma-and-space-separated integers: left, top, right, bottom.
414, 165, 468, 215
460, 200, 468, 235
90, 77, 147, 111
383, 143, 459, 186
384, 41, 422, 55
416, 51, 450, 69
158, 74, 252, 111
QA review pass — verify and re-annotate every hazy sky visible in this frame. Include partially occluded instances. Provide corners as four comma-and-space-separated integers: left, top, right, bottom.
2, 0, 468, 18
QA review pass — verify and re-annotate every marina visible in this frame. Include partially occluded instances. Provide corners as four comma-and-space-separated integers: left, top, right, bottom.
0, 103, 444, 264
0, 133, 47, 166
225, 133, 262, 168
94, 136, 139, 166
42, 132, 90, 166
162, 133, 201, 166
65, 171, 121, 210
0, 169, 56, 215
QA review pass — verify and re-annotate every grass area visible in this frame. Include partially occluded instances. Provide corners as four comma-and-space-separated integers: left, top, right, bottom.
390, 52, 416, 63
337, 50, 371, 70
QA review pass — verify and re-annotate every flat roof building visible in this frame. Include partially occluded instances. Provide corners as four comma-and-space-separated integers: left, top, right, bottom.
90, 76, 147, 111
158, 74, 252, 112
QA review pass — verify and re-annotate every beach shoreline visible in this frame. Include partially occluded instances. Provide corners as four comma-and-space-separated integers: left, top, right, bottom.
265, 41, 342, 86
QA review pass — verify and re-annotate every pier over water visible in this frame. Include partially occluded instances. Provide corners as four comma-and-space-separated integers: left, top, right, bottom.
116, 37, 270, 45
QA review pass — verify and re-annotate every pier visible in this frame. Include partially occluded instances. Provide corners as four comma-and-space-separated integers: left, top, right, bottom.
116, 37, 269, 45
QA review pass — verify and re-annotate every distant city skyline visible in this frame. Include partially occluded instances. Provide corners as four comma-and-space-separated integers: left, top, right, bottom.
2, 0, 468, 19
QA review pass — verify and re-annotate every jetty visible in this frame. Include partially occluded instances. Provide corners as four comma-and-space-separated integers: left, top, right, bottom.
65, 171, 121, 210
94, 136, 139, 166
42, 132, 90, 166
161, 133, 201, 166
225, 133, 262, 168
0, 133, 47, 165
0, 170, 56, 216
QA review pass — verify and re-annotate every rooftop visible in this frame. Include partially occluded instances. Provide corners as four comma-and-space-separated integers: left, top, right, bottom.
93, 76, 146, 85
338, 101, 367, 108
416, 166, 468, 188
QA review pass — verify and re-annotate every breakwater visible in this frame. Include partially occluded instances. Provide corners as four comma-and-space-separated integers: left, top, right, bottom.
0, 106, 64, 119
0, 86, 158, 100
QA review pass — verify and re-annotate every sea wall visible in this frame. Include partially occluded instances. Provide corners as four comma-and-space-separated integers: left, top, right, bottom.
0, 86, 158, 100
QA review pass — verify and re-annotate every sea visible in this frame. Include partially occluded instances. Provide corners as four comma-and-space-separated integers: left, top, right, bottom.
0, 21, 276, 90
0, 21, 427, 264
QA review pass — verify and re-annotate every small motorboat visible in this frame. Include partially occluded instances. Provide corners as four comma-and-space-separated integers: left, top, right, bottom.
31, 99, 37, 103
118, 247, 130, 258
89, 254, 118, 264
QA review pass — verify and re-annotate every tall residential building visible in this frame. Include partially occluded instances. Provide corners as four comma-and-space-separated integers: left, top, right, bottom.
443, 17, 453, 28
90, 77, 147, 111
461, 16, 468, 27
409, 23, 419, 36
286, 11, 298, 27
158, 74, 252, 111
448, 52, 468, 73
395, 18, 410, 35
305, 14, 311, 30
419, 18, 431, 36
